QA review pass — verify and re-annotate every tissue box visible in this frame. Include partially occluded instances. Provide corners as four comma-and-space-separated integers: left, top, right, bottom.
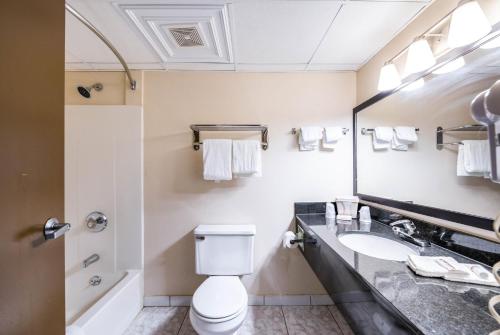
335, 196, 359, 218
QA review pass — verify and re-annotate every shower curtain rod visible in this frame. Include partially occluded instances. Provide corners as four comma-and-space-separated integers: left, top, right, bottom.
65, 3, 136, 90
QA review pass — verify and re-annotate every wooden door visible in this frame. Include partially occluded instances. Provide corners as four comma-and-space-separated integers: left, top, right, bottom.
0, 1, 66, 334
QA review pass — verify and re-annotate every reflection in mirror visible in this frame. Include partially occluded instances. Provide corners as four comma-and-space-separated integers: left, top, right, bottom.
356, 39, 500, 219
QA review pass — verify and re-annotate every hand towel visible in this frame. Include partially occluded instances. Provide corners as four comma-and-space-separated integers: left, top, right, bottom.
373, 127, 393, 150
391, 135, 409, 151
203, 139, 232, 181
322, 127, 344, 149
299, 127, 322, 151
232, 140, 262, 177
463, 140, 491, 175
394, 127, 418, 144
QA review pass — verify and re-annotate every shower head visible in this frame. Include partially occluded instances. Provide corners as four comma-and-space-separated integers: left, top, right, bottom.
77, 83, 103, 98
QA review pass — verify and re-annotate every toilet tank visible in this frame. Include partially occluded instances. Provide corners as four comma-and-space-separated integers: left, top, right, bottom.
194, 225, 256, 275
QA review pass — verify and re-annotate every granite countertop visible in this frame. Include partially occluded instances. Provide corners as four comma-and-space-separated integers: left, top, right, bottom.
296, 213, 500, 335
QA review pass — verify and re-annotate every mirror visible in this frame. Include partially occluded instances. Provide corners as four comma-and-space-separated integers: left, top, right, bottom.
356, 35, 500, 220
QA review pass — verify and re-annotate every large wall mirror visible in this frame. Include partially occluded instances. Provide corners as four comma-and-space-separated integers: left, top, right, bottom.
355, 27, 500, 229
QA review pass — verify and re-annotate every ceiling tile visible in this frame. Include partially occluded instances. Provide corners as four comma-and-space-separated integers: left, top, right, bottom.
310, 1, 427, 67
232, 1, 342, 64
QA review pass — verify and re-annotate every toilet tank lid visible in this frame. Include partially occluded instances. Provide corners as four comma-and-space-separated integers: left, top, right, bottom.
194, 225, 256, 236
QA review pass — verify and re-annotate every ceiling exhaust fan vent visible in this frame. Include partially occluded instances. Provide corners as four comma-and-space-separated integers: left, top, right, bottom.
169, 26, 204, 47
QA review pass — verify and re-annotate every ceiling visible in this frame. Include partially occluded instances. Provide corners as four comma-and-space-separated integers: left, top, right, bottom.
65, 0, 432, 72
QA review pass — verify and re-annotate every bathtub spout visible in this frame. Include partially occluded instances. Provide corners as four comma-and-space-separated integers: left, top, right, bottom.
83, 254, 100, 268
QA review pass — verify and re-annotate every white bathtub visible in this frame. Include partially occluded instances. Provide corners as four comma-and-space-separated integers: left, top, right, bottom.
67, 270, 143, 335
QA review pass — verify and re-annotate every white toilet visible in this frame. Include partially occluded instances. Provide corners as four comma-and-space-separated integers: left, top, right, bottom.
190, 224, 256, 335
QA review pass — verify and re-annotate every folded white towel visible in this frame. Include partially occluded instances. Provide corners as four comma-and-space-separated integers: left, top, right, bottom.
391, 135, 409, 151
322, 127, 344, 150
232, 140, 262, 177
457, 144, 484, 177
372, 127, 393, 150
463, 140, 491, 175
299, 127, 323, 151
394, 127, 418, 144
203, 139, 232, 181
407, 255, 498, 287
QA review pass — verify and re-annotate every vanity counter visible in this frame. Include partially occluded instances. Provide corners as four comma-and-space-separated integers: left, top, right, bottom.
296, 213, 500, 335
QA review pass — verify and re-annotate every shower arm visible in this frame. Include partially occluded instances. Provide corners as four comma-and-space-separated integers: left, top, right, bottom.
65, 3, 136, 90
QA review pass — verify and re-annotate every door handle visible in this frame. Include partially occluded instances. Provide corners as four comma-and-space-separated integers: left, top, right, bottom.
44, 218, 71, 240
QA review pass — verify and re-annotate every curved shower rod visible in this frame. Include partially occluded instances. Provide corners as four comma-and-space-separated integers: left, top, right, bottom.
65, 3, 136, 90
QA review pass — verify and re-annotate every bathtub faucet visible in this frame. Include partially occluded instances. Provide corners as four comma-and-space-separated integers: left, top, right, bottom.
83, 253, 100, 268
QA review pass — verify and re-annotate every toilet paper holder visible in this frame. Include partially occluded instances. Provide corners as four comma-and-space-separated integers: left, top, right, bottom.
290, 237, 317, 245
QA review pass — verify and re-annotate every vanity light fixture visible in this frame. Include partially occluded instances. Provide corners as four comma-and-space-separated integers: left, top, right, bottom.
405, 37, 436, 75
448, 0, 491, 49
432, 57, 465, 75
402, 78, 425, 92
378, 62, 401, 92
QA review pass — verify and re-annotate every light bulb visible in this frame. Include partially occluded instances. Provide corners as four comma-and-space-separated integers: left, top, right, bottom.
377, 62, 401, 91
481, 35, 500, 49
402, 79, 425, 92
432, 57, 465, 75
405, 38, 436, 75
448, 1, 491, 48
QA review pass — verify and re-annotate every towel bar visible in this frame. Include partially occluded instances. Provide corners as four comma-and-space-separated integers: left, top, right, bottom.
190, 124, 268, 151
361, 127, 420, 135
291, 127, 349, 135
436, 125, 487, 150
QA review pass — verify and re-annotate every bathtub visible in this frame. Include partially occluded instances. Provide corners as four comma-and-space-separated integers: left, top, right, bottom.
67, 270, 143, 335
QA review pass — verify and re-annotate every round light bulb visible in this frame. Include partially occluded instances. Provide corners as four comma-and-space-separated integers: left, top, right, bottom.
405, 38, 436, 75
377, 62, 401, 91
448, 1, 491, 48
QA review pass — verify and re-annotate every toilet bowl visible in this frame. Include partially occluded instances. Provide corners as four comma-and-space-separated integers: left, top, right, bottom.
190, 276, 248, 335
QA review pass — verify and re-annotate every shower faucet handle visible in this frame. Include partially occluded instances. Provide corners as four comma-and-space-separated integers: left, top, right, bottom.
86, 211, 108, 232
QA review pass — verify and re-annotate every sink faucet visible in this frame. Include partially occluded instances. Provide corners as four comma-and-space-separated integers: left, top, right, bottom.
390, 220, 431, 247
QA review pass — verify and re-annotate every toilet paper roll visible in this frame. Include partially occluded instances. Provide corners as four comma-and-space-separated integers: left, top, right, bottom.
282, 231, 298, 249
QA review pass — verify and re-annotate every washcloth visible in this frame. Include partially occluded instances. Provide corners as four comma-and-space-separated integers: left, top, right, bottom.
232, 140, 262, 177
299, 127, 323, 151
372, 127, 393, 150
322, 127, 344, 149
407, 255, 498, 287
463, 140, 491, 175
203, 139, 232, 181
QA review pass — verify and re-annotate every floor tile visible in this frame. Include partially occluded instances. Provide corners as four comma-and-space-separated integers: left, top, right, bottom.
178, 310, 197, 335
283, 306, 342, 335
328, 305, 355, 335
240, 306, 288, 335
124, 307, 187, 335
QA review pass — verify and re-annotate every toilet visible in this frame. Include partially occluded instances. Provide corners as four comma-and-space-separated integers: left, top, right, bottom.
190, 224, 256, 335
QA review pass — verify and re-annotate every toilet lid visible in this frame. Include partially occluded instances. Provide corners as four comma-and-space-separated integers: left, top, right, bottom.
192, 276, 247, 319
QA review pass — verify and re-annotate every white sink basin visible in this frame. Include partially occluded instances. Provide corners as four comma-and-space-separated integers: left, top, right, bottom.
338, 233, 418, 262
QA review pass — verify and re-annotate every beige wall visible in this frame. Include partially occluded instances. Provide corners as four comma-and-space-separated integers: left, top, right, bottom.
143, 71, 355, 295
356, 0, 500, 105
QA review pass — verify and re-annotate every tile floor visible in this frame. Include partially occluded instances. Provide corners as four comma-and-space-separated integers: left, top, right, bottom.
124, 305, 354, 335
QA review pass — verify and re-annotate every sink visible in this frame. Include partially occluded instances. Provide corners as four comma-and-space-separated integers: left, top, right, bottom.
338, 233, 418, 261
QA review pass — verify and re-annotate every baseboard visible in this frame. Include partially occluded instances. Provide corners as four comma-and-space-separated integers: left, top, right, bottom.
143, 294, 333, 307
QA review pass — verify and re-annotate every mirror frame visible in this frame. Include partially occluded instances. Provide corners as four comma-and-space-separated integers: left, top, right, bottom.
353, 24, 500, 232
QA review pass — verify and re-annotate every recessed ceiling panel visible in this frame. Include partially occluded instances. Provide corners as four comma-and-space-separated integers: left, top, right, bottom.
118, 4, 233, 63
232, 1, 342, 64
311, 1, 427, 67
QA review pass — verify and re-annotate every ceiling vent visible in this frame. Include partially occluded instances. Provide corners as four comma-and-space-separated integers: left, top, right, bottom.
169, 26, 204, 47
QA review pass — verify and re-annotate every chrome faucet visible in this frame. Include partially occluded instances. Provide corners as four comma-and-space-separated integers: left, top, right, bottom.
83, 253, 100, 268
390, 220, 431, 247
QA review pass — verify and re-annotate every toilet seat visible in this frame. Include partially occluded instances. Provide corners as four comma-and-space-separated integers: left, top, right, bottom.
192, 276, 247, 321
